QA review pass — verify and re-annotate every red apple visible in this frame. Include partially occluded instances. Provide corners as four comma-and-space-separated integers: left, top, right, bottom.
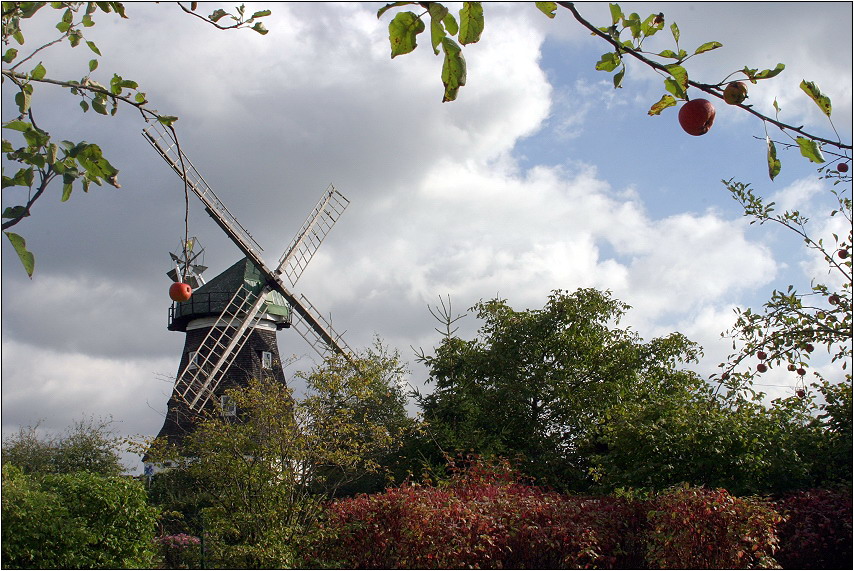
678, 99, 716, 136
828, 294, 840, 305
804, 343, 814, 353
838, 249, 849, 259
796, 389, 805, 398
757, 363, 768, 373
723, 81, 748, 105
169, 282, 193, 302
756, 350, 768, 360
797, 367, 807, 376
787, 364, 797, 371
838, 162, 849, 173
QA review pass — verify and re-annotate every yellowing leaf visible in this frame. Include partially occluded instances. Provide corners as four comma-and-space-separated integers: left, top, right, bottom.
648, 94, 676, 115
388, 11, 425, 58
800, 80, 832, 117
5, 231, 34, 278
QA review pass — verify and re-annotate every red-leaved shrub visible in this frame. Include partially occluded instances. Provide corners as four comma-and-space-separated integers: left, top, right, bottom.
644, 486, 782, 569
310, 461, 643, 569
773, 488, 852, 569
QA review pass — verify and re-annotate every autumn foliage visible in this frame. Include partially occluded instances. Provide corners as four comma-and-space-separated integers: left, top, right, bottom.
773, 489, 853, 570
307, 459, 851, 569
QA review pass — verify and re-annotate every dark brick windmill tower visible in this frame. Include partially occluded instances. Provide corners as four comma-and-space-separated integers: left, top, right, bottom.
153, 253, 293, 447
142, 122, 355, 461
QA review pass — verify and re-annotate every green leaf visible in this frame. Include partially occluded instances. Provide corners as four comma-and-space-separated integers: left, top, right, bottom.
440, 37, 466, 102
62, 179, 74, 201
250, 10, 272, 19
251, 21, 267, 35
670, 22, 679, 43
89, 58, 98, 72
648, 94, 676, 115
657, 49, 679, 59
2, 48, 18, 63
443, 12, 459, 36
388, 11, 425, 58
86, 40, 101, 55
625, 12, 641, 38
609, 3, 623, 25
694, 41, 722, 55
766, 137, 781, 180
15, 90, 31, 114
595, 52, 621, 72
68, 30, 82, 47
795, 136, 825, 163
80, 100, 90, 112
536, 2, 557, 19
209, 8, 227, 23
2, 206, 28, 220
613, 66, 625, 89
4, 232, 35, 278
3, 121, 32, 132
663, 77, 685, 99
800, 80, 832, 117
82, 14, 95, 27
665, 64, 688, 93
428, 3, 449, 55
134, 92, 147, 104
157, 115, 179, 127
755, 63, 784, 80
91, 98, 107, 115
458, 2, 484, 45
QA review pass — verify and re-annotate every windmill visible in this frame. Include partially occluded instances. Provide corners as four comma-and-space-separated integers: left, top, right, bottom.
142, 122, 355, 447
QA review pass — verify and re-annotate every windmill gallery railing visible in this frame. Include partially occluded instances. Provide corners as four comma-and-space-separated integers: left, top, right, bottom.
167, 290, 292, 331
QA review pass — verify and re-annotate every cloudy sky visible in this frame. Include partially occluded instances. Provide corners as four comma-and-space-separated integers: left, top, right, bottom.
2, 2, 851, 472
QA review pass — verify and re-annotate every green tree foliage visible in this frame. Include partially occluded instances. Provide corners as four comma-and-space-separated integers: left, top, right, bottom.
413, 288, 704, 491
1, 464, 158, 569
1, 2, 270, 276
146, 345, 415, 568
590, 381, 851, 496
1, 416, 125, 476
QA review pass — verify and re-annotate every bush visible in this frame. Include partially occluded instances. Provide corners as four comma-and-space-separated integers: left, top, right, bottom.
773, 488, 853, 569
1, 464, 158, 569
645, 486, 781, 569
309, 461, 643, 569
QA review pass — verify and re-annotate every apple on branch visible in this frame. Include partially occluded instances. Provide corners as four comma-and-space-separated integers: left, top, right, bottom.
678, 99, 716, 136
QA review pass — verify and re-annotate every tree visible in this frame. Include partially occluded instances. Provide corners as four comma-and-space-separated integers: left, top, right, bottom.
413, 288, 704, 491
1, 415, 125, 476
2, 2, 270, 276
716, 172, 852, 393
590, 379, 850, 496
2, 463, 158, 569
145, 344, 415, 568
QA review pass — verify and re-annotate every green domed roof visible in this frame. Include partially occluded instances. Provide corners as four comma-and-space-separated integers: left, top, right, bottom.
168, 257, 290, 331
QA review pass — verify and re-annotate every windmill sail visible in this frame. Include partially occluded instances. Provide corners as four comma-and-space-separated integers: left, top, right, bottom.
144, 123, 355, 414
276, 185, 349, 286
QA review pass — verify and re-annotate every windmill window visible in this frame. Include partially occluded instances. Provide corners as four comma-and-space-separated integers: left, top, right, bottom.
221, 395, 236, 417
261, 351, 273, 369
187, 351, 199, 370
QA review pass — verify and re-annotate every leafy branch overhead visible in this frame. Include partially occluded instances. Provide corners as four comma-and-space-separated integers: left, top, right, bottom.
378, 1, 851, 176
1, 2, 271, 277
